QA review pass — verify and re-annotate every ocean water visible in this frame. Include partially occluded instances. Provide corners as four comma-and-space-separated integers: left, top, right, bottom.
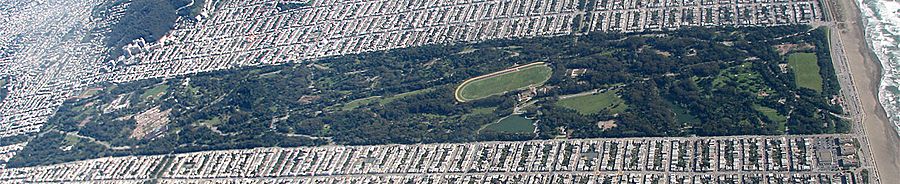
858, 0, 900, 135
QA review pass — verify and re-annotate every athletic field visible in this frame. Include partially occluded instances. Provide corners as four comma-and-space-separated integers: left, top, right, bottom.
788, 53, 823, 92
455, 62, 552, 102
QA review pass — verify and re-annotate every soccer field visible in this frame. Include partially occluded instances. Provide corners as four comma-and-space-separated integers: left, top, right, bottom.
556, 89, 627, 115
455, 63, 552, 102
788, 53, 823, 92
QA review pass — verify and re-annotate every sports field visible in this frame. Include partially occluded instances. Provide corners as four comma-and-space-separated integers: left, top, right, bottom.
481, 115, 535, 133
788, 53, 823, 92
556, 89, 628, 115
455, 63, 552, 102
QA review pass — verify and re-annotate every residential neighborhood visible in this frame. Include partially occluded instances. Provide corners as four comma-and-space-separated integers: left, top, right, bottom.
0, 135, 868, 183
2, 0, 895, 183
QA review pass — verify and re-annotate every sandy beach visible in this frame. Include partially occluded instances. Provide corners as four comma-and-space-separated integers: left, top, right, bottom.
831, 0, 900, 182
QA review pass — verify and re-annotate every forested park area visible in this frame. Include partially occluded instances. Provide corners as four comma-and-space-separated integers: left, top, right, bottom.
5, 25, 849, 168
98, 0, 204, 60
0, 78, 7, 103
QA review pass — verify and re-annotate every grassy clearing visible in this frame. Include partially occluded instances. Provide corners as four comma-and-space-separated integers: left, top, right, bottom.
199, 117, 223, 127
753, 104, 787, 133
335, 88, 437, 111
341, 96, 382, 111
670, 102, 698, 124
457, 64, 552, 101
470, 107, 496, 115
788, 53, 823, 92
556, 89, 628, 115
481, 115, 535, 133
70, 103, 100, 123
713, 62, 771, 94
63, 134, 81, 146
379, 88, 435, 105
140, 84, 170, 101
186, 84, 201, 95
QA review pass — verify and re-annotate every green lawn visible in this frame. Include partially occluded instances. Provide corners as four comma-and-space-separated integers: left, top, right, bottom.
713, 62, 771, 95
457, 64, 552, 101
788, 53, 823, 92
556, 89, 628, 115
140, 84, 170, 101
669, 101, 699, 124
379, 88, 435, 105
753, 104, 787, 133
481, 115, 535, 133
336, 88, 437, 111
63, 134, 81, 146
341, 96, 382, 111
199, 117, 223, 127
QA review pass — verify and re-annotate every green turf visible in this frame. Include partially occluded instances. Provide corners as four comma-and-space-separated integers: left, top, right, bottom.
788, 53, 823, 92
753, 104, 787, 133
712, 62, 772, 95
186, 84, 201, 95
669, 102, 698, 124
556, 89, 628, 115
470, 107, 496, 115
341, 96, 382, 111
379, 88, 435, 105
335, 88, 436, 111
482, 115, 535, 133
140, 84, 170, 101
199, 117, 223, 126
458, 65, 552, 101
63, 134, 81, 146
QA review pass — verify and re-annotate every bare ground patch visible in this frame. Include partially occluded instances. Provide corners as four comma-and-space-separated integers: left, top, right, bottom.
130, 106, 171, 140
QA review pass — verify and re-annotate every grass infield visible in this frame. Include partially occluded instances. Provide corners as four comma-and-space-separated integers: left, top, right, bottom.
455, 62, 552, 102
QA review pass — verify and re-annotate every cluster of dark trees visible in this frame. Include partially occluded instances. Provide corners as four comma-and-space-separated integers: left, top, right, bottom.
101, 0, 202, 60
533, 26, 847, 139
0, 86, 7, 105
275, 1, 310, 12
6, 132, 107, 168
11, 32, 540, 167
10, 25, 849, 168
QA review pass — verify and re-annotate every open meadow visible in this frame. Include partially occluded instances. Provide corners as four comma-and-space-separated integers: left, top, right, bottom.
456, 63, 552, 102
556, 89, 627, 115
788, 52, 823, 92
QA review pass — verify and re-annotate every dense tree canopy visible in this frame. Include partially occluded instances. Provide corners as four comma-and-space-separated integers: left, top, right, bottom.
8, 26, 849, 168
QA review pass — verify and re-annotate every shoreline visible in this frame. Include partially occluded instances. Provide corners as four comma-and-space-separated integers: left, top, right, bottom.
832, 0, 900, 182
